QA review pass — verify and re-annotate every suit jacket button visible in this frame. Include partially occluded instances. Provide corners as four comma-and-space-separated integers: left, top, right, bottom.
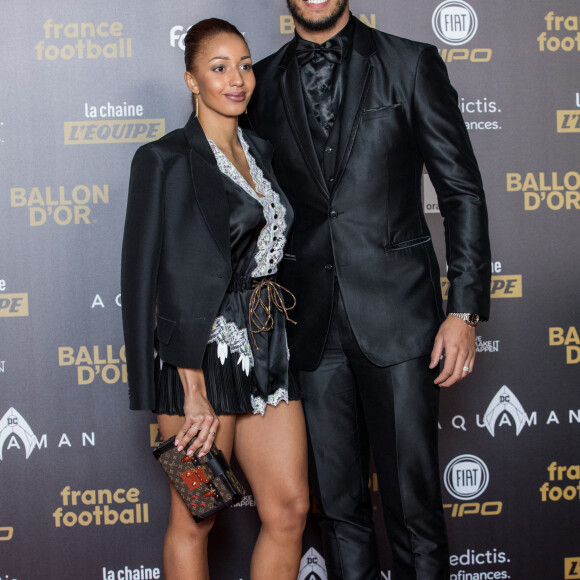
324, 263, 334, 271
329, 210, 338, 219
328, 176, 334, 183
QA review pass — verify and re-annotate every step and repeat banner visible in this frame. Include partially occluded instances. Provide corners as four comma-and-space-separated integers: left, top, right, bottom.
1, 1, 578, 579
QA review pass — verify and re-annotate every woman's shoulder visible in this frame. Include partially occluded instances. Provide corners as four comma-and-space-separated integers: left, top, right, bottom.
136, 125, 190, 160
132, 114, 198, 165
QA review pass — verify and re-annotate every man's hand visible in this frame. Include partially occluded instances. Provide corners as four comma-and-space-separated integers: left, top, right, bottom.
429, 316, 476, 387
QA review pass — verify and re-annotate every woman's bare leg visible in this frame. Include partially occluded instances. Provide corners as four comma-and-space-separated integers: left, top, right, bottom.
157, 413, 236, 580
234, 401, 310, 580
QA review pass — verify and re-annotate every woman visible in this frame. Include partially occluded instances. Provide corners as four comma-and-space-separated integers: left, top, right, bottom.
121, 18, 309, 580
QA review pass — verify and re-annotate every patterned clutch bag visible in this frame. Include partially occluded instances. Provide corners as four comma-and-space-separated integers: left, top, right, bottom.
153, 435, 245, 522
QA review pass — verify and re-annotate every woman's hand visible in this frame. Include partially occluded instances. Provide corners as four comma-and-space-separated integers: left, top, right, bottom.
174, 368, 220, 457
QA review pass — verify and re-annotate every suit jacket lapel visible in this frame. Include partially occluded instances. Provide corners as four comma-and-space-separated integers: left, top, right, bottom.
333, 20, 376, 191
244, 133, 292, 205
279, 41, 330, 198
243, 129, 274, 172
183, 114, 231, 265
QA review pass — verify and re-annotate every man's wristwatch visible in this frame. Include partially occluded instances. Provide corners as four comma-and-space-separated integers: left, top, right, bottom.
448, 312, 480, 327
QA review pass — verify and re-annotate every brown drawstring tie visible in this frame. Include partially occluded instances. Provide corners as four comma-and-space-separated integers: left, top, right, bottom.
248, 277, 296, 347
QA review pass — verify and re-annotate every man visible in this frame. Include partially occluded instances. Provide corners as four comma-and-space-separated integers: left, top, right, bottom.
248, 1, 491, 578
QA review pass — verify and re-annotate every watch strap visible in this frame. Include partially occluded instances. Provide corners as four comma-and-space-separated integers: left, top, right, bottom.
448, 312, 479, 327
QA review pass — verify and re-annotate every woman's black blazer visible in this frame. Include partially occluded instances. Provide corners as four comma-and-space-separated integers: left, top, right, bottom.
121, 114, 274, 411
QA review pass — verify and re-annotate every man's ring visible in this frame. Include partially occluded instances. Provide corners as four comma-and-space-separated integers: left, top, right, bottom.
463, 366, 470, 372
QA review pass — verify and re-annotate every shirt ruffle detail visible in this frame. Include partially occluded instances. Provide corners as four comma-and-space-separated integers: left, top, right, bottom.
208, 130, 287, 278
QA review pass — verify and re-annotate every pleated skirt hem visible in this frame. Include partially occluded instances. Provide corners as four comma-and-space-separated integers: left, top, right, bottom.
153, 347, 300, 416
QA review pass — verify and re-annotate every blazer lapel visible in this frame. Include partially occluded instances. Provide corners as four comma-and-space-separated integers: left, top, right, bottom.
333, 20, 376, 190
183, 114, 231, 265
243, 129, 274, 171
279, 41, 330, 198
244, 131, 291, 204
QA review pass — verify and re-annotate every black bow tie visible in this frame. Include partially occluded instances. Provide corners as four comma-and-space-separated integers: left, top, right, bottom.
295, 37, 343, 65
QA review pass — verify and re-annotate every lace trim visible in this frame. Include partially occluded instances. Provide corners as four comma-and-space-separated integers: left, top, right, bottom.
251, 387, 289, 416
207, 129, 287, 278
207, 316, 254, 376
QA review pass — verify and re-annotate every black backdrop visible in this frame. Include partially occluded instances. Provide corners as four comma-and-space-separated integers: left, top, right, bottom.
1, 1, 579, 579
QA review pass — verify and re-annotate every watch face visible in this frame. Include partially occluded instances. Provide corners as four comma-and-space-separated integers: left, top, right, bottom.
468, 313, 480, 325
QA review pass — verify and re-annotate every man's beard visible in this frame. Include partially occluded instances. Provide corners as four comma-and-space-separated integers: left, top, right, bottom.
286, 0, 349, 32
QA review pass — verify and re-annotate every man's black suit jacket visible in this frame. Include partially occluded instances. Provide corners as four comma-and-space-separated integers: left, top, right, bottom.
121, 114, 275, 410
248, 17, 491, 371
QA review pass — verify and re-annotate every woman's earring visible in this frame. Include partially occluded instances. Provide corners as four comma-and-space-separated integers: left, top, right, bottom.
195, 96, 199, 118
